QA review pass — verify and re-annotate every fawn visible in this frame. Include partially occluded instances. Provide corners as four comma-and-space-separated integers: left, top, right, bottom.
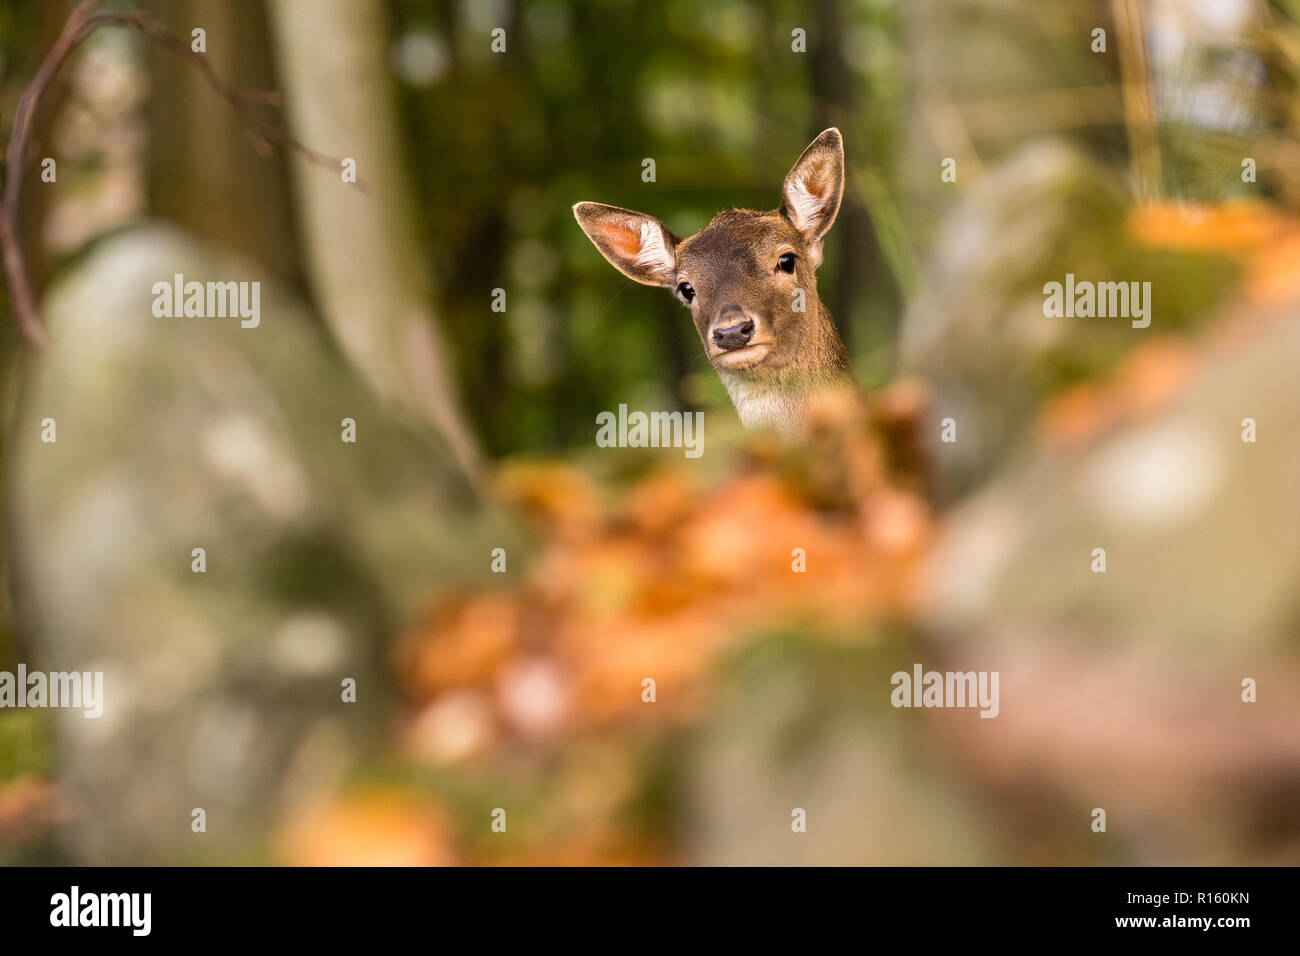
574, 128, 853, 436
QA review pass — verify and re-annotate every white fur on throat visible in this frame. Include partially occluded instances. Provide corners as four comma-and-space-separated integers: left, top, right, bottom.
721, 374, 806, 435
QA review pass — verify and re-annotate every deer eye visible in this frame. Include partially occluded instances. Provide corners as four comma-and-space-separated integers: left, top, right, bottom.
676, 281, 695, 302
777, 253, 796, 273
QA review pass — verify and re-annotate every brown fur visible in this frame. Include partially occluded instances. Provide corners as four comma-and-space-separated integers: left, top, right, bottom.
574, 129, 854, 436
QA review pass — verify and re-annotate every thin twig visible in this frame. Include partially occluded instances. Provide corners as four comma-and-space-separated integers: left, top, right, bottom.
1110, 0, 1163, 198
86, 8, 343, 170
0, 0, 101, 347
0, 0, 355, 349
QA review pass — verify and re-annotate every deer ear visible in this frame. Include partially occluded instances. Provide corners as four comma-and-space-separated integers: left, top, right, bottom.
572, 202, 679, 287
780, 128, 844, 245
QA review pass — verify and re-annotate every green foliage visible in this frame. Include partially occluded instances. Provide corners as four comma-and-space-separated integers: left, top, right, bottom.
389, 0, 905, 455
0, 712, 51, 781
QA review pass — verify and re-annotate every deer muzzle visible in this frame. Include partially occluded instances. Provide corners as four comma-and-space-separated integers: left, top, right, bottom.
711, 306, 757, 352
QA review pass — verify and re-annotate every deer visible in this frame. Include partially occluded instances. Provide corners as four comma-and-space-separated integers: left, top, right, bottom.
573, 128, 854, 437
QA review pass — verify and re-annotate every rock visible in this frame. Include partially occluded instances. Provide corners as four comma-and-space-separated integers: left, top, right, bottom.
919, 307, 1300, 863
684, 636, 1001, 864
899, 140, 1235, 498
9, 223, 513, 862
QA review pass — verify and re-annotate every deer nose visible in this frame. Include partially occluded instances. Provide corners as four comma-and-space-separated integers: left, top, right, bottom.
713, 316, 755, 351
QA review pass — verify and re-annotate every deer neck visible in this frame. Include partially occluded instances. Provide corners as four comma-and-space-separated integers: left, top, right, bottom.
719, 302, 851, 435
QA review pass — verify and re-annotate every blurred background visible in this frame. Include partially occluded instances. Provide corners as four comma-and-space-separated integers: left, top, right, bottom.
0, 0, 1298, 864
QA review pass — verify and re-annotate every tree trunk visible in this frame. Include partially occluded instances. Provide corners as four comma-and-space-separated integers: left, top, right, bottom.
266, 0, 481, 480
145, 0, 301, 281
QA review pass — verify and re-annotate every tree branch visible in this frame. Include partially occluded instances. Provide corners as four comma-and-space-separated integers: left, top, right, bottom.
1, 0, 355, 348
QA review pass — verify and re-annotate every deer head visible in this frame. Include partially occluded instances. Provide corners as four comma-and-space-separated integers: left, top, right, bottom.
574, 128, 853, 436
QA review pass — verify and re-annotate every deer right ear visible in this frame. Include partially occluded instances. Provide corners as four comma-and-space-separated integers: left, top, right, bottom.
780, 128, 844, 249
572, 202, 679, 287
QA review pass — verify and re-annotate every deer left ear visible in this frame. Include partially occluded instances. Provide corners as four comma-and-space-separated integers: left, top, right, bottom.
780, 128, 844, 250
572, 202, 679, 287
